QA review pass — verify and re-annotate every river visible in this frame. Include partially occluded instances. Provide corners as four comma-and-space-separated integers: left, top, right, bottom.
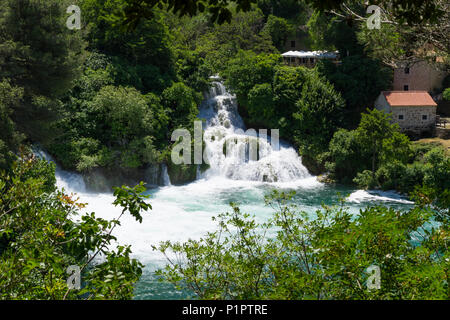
37, 80, 414, 299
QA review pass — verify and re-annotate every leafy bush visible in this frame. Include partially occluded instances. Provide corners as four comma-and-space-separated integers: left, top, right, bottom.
0, 157, 151, 299
0, 80, 24, 170
443, 88, 450, 101
261, 15, 294, 51
155, 191, 448, 299
161, 82, 201, 130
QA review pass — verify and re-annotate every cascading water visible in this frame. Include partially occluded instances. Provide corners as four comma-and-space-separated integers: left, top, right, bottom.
33, 148, 87, 192
30, 80, 414, 299
199, 79, 312, 182
161, 164, 171, 186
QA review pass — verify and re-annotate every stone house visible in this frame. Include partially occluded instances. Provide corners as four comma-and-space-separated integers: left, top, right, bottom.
374, 91, 437, 134
392, 60, 447, 92
283, 26, 309, 52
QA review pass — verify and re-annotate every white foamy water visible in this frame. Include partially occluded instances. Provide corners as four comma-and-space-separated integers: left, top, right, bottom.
199, 81, 312, 183
347, 190, 413, 204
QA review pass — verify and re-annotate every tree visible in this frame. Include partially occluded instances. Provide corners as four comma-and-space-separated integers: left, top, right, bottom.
122, 0, 257, 27
261, 15, 294, 52
307, 10, 364, 57
86, 85, 164, 169
325, 129, 366, 183
161, 82, 201, 130
0, 81, 24, 170
81, 0, 176, 93
316, 56, 392, 127
331, 0, 449, 68
120, 0, 446, 28
355, 109, 400, 177
0, 0, 85, 143
325, 108, 418, 190
0, 0, 84, 97
443, 88, 450, 101
257, 0, 310, 22
224, 51, 281, 107
293, 71, 345, 157
248, 83, 276, 127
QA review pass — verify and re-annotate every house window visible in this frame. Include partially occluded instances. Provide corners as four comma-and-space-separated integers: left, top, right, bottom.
422, 115, 428, 120
291, 40, 295, 48
404, 85, 409, 91
404, 67, 410, 74
398, 114, 404, 120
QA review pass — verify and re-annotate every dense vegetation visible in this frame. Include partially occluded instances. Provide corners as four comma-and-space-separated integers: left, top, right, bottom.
155, 190, 448, 299
325, 109, 450, 196
0, 152, 150, 299
1, 0, 446, 187
0, 0, 448, 300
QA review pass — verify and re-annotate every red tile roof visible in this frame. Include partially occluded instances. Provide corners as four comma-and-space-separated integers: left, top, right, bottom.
383, 91, 437, 107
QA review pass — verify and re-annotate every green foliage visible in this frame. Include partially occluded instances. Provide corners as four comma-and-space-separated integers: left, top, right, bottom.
155, 190, 449, 299
88, 85, 165, 168
0, 81, 24, 170
324, 129, 365, 183
174, 49, 213, 93
356, 0, 448, 67
261, 15, 294, 52
326, 109, 450, 196
48, 76, 167, 171
307, 8, 392, 129
210, 8, 277, 57
83, 245, 143, 299
248, 83, 276, 126
443, 88, 450, 101
257, 0, 310, 23
81, 0, 176, 91
316, 56, 392, 127
162, 82, 201, 130
167, 6, 278, 75
355, 109, 408, 175
327, 109, 410, 185
294, 71, 345, 157
122, 0, 445, 29
0, 0, 85, 145
122, 0, 258, 27
0, 0, 84, 97
307, 10, 364, 56
224, 51, 281, 111
319, 55, 391, 111
271, 66, 309, 122
113, 181, 152, 223
0, 157, 151, 299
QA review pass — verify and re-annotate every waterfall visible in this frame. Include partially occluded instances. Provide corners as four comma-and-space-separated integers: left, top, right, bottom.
161, 164, 171, 186
33, 148, 87, 193
198, 80, 312, 182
